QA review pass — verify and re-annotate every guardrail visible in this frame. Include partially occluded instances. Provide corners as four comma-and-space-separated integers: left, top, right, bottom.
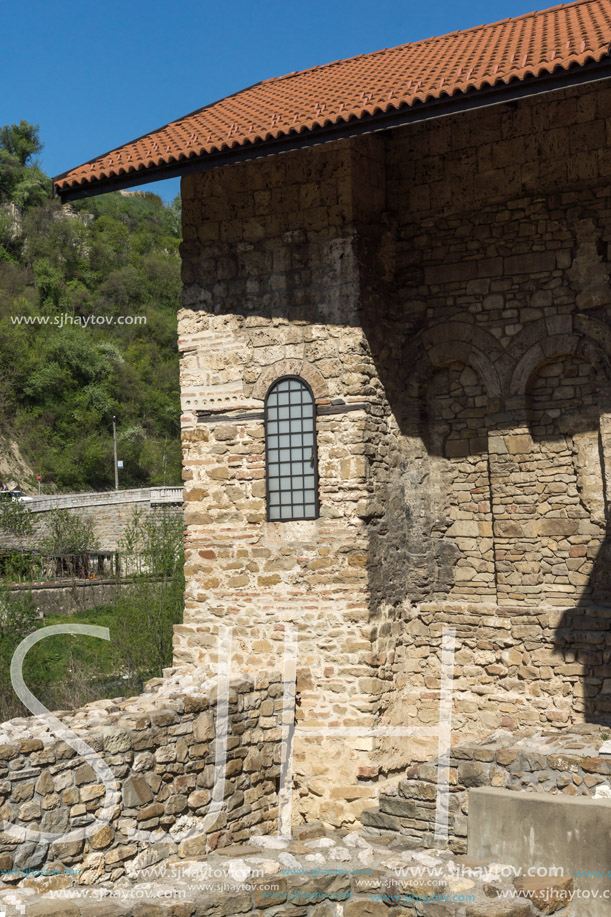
27, 486, 183, 513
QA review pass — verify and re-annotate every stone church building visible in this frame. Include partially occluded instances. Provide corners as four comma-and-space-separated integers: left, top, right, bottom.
57, 0, 611, 823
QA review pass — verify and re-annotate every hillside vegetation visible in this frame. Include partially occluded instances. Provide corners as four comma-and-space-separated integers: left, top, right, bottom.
0, 121, 182, 492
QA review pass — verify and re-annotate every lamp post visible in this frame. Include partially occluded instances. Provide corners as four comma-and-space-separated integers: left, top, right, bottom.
112, 416, 119, 491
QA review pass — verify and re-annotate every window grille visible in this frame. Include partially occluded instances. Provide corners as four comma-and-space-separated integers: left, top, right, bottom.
264, 376, 319, 521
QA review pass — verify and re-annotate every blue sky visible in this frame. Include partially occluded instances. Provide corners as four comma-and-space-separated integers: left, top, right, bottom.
3, 0, 540, 202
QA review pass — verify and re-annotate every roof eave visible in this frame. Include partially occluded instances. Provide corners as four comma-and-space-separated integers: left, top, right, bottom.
55, 55, 611, 203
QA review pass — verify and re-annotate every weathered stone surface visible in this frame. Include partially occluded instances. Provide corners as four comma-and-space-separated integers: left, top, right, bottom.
102, 729, 132, 754
123, 776, 153, 808
513, 875, 574, 914
193, 712, 215, 743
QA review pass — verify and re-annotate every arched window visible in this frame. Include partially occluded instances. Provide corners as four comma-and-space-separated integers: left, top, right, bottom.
264, 376, 318, 521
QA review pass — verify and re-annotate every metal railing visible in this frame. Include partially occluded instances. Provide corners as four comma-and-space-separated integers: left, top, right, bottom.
0, 550, 121, 584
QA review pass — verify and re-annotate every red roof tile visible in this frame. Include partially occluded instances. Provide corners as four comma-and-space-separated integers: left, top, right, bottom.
55, 0, 611, 197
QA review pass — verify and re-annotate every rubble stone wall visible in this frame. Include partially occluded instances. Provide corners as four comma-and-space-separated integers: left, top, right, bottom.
362, 727, 611, 855
375, 77, 611, 753
178, 136, 388, 827
0, 672, 281, 883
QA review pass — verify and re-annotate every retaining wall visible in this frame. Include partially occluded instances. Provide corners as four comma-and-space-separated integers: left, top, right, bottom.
0, 488, 183, 554
8, 580, 151, 617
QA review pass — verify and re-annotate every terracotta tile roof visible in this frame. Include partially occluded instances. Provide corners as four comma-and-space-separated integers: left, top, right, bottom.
55, 0, 611, 197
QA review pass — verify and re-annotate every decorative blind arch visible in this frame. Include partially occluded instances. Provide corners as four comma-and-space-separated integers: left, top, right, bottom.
264, 376, 319, 521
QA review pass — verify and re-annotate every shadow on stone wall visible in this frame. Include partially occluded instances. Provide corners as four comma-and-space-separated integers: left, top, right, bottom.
360, 298, 611, 728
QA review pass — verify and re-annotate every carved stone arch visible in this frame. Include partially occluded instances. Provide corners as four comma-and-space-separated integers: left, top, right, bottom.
250, 359, 329, 402
510, 333, 611, 397
405, 322, 504, 399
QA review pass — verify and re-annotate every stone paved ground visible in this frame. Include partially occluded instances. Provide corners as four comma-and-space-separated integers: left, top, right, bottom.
0, 825, 576, 916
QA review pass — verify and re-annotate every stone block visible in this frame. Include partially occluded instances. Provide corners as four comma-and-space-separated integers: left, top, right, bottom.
512, 875, 573, 914
193, 711, 215, 742
123, 775, 154, 808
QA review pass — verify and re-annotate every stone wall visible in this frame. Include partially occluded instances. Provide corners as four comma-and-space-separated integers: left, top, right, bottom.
0, 669, 281, 883
178, 136, 388, 827
1, 827, 576, 917
176, 76, 611, 825
0, 488, 183, 554
361, 726, 611, 855
373, 77, 611, 755
8, 579, 140, 618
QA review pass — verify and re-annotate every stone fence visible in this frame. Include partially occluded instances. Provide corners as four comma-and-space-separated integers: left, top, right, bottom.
361, 725, 611, 854
0, 488, 183, 554
0, 668, 281, 884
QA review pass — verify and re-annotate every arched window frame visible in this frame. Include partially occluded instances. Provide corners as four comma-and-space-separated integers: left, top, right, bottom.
264, 375, 319, 522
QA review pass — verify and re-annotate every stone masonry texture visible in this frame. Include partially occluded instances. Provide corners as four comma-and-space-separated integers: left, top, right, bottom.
0, 488, 183, 555
0, 668, 281, 883
176, 77, 611, 826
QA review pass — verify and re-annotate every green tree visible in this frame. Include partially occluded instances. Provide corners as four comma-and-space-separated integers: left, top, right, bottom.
0, 122, 46, 207
0, 121, 42, 166
41, 509, 99, 556
0, 121, 182, 493
0, 498, 34, 539
0, 586, 38, 720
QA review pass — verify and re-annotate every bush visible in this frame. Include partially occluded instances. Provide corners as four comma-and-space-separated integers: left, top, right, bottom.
0, 497, 34, 540
0, 585, 39, 720
41, 508, 99, 555
0, 507, 184, 723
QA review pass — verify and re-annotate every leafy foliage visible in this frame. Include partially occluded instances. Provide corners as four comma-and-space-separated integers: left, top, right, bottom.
0, 121, 182, 491
41, 508, 99, 555
0, 509, 184, 721
0, 586, 39, 721
0, 498, 34, 538
119, 507, 184, 577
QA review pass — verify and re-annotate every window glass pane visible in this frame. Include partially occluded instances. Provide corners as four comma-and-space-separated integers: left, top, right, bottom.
265, 376, 318, 521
